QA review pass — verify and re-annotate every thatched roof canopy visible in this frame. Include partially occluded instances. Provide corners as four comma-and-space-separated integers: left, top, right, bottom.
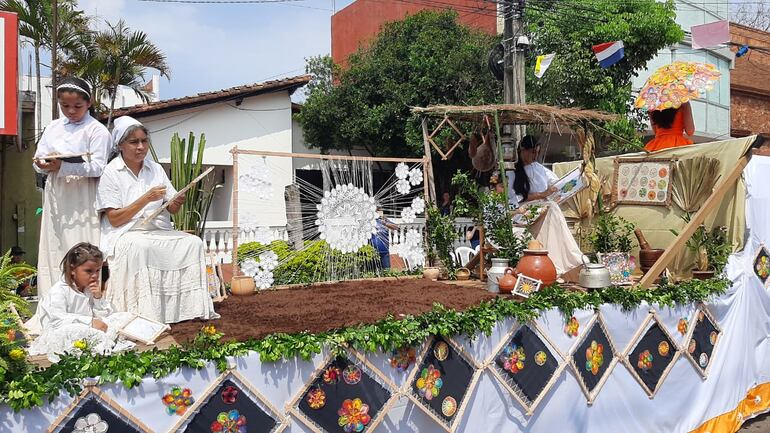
411, 104, 616, 127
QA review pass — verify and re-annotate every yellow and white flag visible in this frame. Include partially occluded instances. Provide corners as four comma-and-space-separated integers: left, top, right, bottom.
535, 53, 555, 79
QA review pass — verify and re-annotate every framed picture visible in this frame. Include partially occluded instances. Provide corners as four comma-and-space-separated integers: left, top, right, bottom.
612, 157, 675, 207
118, 315, 170, 345
512, 274, 542, 298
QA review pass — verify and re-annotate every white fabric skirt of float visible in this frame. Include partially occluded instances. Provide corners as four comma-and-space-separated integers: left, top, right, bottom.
107, 229, 219, 324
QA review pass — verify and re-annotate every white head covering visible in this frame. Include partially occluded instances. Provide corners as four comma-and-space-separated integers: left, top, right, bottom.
111, 116, 143, 147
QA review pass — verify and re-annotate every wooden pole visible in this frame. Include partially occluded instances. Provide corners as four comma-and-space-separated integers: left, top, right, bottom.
421, 118, 437, 203
479, 226, 486, 281
235, 148, 424, 163
231, 146, 239, 274
639, 154, 750, 288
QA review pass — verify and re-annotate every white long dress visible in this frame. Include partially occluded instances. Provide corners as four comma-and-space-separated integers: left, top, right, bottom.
96, 156, 218, 324
33, 113, 112, 296
507, 163, 585, 275
28, 279, 135, 362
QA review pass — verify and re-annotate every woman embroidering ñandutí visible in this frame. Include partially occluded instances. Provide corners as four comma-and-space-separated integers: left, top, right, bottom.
96, 116, 218, 324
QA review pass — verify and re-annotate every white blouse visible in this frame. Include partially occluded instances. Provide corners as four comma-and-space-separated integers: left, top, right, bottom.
96, 156, 177, 257
506, 162, 559, 206
32, 113, 112, 178
37, 279, 114, 330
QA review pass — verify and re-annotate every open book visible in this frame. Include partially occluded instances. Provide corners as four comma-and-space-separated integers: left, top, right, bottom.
33, 152, 91, 163
118, 314, 170, 345
139, 166, 215, 226
544, 166, 586, 204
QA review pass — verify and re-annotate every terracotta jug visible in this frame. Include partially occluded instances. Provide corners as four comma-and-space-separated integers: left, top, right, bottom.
514, 246, 557, 286
498, 268, 517, 294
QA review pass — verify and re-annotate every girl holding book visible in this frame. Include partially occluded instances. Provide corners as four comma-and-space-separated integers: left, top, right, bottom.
96, 116, 217, 324
33, 77, 112, 296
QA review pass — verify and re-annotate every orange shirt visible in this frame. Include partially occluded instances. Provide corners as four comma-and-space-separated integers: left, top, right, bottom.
644, 109, 694, 152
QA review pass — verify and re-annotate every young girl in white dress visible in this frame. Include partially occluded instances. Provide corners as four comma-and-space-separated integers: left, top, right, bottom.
33, 77, 112, 297
96, 116, 218, 324
28, 243, 134, 362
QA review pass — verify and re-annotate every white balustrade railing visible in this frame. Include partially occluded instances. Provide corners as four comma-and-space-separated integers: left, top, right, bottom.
203, 217, 477, 264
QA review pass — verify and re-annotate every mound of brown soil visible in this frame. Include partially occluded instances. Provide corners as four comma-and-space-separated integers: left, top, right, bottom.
169, 278, 494, 343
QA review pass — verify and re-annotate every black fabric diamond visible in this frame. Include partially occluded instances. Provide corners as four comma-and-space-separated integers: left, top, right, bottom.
57, 397, 141, 433
627, 322, 676, 393
493, 325, 559, 404
573, 321, 614, 393
183, 379, 277, 433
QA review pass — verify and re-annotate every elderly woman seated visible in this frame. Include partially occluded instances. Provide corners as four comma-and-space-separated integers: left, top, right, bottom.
96, 116, 218, 324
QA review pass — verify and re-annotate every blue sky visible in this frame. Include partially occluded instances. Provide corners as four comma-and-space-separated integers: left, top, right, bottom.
71, 0, 358, 99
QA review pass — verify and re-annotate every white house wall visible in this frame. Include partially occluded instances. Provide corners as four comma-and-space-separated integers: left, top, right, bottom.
138, 91, 295, 227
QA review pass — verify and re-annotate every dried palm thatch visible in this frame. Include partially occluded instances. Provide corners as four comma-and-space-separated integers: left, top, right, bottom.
671, 156, 722, 213
411, 104, 616, 129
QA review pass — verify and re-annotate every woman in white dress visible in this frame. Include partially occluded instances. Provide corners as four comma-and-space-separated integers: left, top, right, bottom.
33, 77, 112, 296
507, 135, 585, 276
96, 116, 218, 324
28, 243, 135, 362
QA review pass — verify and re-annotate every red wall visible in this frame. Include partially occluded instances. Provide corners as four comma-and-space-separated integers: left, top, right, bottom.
331, 0, 498, 67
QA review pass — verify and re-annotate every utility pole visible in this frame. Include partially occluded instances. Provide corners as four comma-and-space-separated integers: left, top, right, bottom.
502, 0, 526, 161
51, 0, 58, 120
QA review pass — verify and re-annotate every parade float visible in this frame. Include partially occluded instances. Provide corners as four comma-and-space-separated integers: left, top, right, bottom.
0, 99, 768, 433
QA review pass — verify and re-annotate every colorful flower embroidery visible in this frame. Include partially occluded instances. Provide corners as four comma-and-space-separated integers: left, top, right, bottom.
565, 316, 579, 337
323, 366, 342, 384
699, 353, 709, 368
535, 351, 547, 366
688, 339, 697, 354
755, 248, 770, 283
221, 385, 238, 404
658, 341, 670, 357
343, 365, 362, 385
337, 398, 371, 433
162, 387, 195, 415
433, 341, 449, 361
500, 344, 526, 374
210, 409, 247, 433
677, 318, 688, 336
306, 388, 326, 409
415, 365, 443, 400
73, 413, 108, 433
709, 331, 718, 346
637, 350, 653, 371
390, 347, 416, 372
585, 341, 604, 375
442, 396, 458, 417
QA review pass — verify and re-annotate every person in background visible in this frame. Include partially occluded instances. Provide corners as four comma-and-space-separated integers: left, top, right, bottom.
644, 101, 695, 152
371, 206, 398, 269
27, 243, 135, 362
10, 247, 31, 296
33, 77, 112, 298
97, 116, 218, 324
439, 192, 452, 216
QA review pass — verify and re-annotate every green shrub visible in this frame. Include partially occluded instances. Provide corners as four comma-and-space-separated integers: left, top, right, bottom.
238, 240, 379, 285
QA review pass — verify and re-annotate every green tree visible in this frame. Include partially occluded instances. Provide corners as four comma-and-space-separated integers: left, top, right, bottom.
525, 0, 684, 152
298, 10, 502, 157
60, 19, 170, 125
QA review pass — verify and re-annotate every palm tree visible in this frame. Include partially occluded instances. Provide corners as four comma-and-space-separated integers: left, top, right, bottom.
62, 19, 170, 126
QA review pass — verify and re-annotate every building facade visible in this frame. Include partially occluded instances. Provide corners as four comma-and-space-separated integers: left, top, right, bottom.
729, 23, 770, 137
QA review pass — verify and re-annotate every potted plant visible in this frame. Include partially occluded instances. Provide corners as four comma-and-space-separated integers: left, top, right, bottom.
672, 223, 730, 280
589, 211, 636, 284
425, 204, 457, 280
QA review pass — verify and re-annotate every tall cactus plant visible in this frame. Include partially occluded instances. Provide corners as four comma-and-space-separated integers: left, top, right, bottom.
169, 132, 221, 237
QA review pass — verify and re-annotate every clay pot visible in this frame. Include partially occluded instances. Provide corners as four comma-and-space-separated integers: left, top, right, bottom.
455, 267, 471, 281
639, 249, 665, 274
515, 248, 557, 286
498, 268, 517, 294
230, 275, 256, 296
692, 269, 716, 280
423, 267, 440, 281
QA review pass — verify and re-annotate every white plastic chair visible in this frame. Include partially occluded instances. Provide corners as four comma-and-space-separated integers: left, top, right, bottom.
454, 246, 476, 267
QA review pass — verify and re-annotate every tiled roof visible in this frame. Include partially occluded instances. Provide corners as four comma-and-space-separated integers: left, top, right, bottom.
104, 75, 311, 120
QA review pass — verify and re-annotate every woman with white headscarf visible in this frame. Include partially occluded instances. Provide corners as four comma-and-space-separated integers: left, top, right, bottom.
96, 116, 218, 324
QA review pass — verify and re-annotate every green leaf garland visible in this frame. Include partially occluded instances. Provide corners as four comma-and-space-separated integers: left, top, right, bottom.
0, 278, 728, 411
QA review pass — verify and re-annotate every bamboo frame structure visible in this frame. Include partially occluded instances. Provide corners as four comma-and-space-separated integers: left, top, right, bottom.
46, 385, 154, 433
483, 321, 569, 415
682, 303, 722, 380
401, 336, 483, 432
285, 349, 397, 433
619, 310, 682, 399
168, 368, 289, 433
229, 146, 430, 275
568, 312, 621, 405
